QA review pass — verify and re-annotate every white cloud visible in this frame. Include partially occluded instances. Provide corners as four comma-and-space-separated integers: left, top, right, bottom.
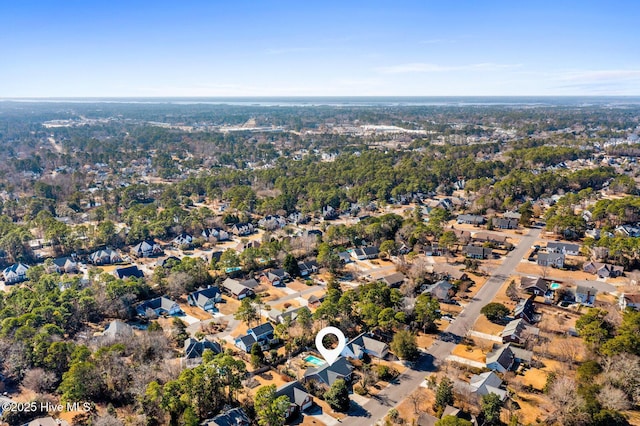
557, 69, 640, 82
376, 62, 522, 74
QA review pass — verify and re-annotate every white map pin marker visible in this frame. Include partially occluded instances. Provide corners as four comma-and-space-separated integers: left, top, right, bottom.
315, 326, 347, 366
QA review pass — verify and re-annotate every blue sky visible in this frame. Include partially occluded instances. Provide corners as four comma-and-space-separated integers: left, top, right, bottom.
1, 1, 639, 97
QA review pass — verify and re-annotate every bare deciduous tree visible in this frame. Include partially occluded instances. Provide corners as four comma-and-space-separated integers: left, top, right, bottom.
548, 376, 589, 425
597, 384, 631, 411
22, 368, 57, 393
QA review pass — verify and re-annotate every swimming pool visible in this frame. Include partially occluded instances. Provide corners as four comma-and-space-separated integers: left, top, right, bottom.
304, 355, 327, 367
550, 283, 561, 290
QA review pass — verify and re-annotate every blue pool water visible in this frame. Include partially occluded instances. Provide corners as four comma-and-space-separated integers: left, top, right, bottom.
304, 355, 327, 367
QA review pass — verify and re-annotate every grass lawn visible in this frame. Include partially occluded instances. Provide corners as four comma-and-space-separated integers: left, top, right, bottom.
451, 343, 486, 363
179, 303, 211, 321
218, 295, 241, 315
473, 315, 504, 335
396, 387, 436, 422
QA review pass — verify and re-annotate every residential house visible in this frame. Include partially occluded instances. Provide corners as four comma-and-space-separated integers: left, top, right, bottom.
268, 306, 308, 324
469, 371, 508, 401
89, 248, 121, 265
184, 337, 221, 364
486, 343, 532, 373
473, 232, 508, 245
338, 251, 353, 264
513, 298, 537, 324
457, 214, 485, 225
235, 322, 276, 352
201, 228, 230, 241
131, 240, 163, 258
379, 272, 406, 288
275, 381, 314, 419
321, 205, 338, 220
432, 264, 469, 282
234, 334, 258, 353
258, 215, 286, 230
503, 211, 522, 221
303, 357, 353, 388
501, 319, 529, 344
51, 256, 78, 274
537, 252, 565, 268
136, 297, 182, 317
263, 268, 290, 286
23, 417, 70, 426
583, 261, 623, 278
3, 263, 29, 284
547, 242, 580, 256
619, 293, 640, 310
187, 287, 222, 313
201, 408, 250, 426
231, 222, 254, 236
424, 243, 442, 256
343, 332, 389, 359
307, 294, 325, 308
520, 276, 549, 296
351, 246, 379, 260
615, 224, 640, 237
453, 229, 472, 244
235, 240, 260, 253
172, 232, 193, 247
288, 211, 309, 225
493, 217, 519, 229
298, 261, 319, 277
423, 280, 454, 302
575, 285, 598, 305
114, 265, 144, 279
222, 278, 256, 300
102, 320, 134, 340
463, 245, 492, 259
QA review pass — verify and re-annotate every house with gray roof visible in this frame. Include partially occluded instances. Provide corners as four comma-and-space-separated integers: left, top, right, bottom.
520, 276, 548, 296
222, 278, 256, 300
275, 381, 314, 420
136, 297, 182, 317
583, 261, 623, 278
463, 245, 492, 259
131, 239, 163, 258
501, 318, 528, 344
52, 256, 78, 274
379, 272, 406, 288
102, 320, 134, 340
187, 287, 222, 313
423, 280, 454, 302
89, 248, 121, 265
547, 242, 580, 256
342, 332, 389, 359
486, 343, 532, 373
303, 357, 353, 388
493, 217, 519, 229
457, 214, 485, 225
201, 408, 250, 426
3, 263, 29, 284
184, 337, 221, 365
202, 227, 230, 242
23, 417, 70, 426
469, 371, 508, 401
513, 298, 537, 324
575, 285, 598, 305
172, 232, 193, 247
114, 265, 144, 279
537, 252, 564, 268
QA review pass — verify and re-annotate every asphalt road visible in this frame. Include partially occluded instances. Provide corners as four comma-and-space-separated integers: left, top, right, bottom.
346, 228, 543, 425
